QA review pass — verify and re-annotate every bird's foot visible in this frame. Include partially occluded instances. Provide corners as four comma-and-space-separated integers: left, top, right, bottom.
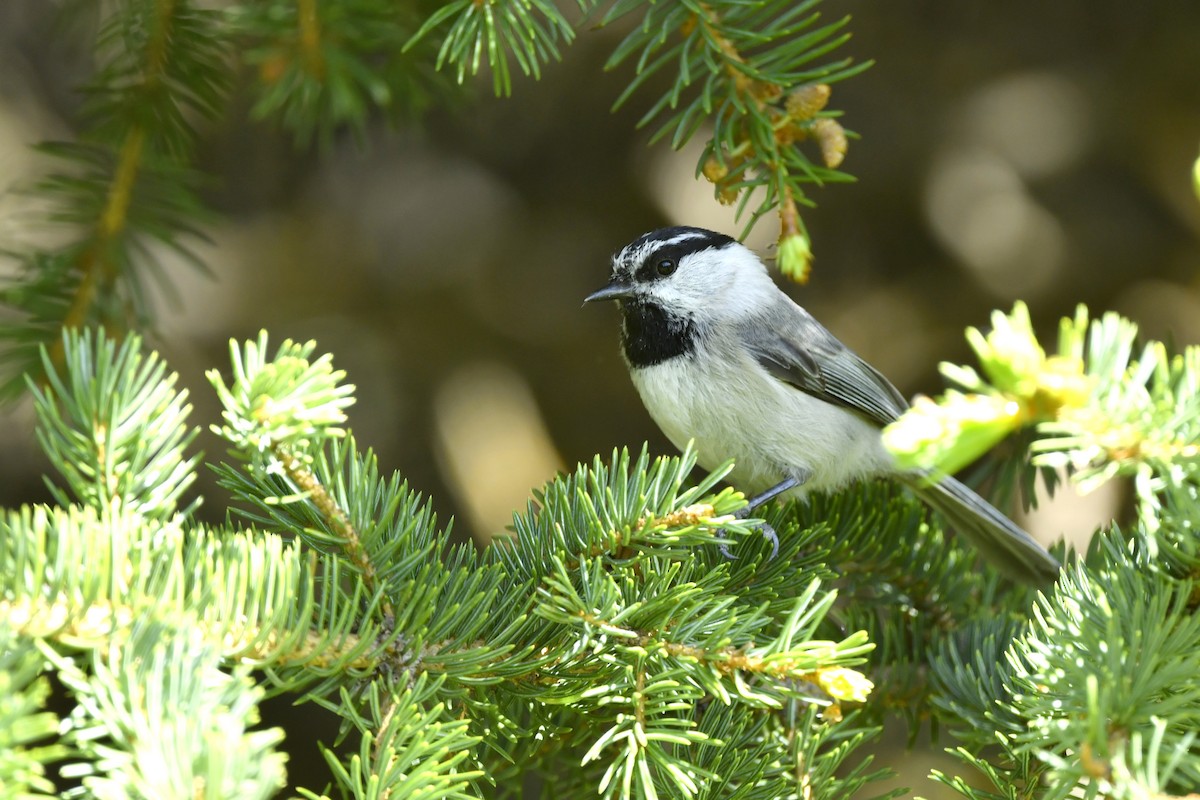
719, 509, 778, 559
717, 504, 782, 560
716, 474, 806, 560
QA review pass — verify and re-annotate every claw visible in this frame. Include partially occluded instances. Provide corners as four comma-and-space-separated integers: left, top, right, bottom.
716, 474, 805, 561
760, 521, 780, 559
718, 510, 781, 560
733, 508, 781, 559
715, 524, 779, 559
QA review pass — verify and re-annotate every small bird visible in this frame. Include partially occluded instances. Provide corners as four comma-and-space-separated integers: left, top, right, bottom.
585, 225, 1060, 585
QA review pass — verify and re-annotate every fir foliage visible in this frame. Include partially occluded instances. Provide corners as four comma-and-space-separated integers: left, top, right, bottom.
0, 0, 227, 397
0, 330, 883, 797
3, 313, 1199, 797
406, 0, 588, 97
599, 0, 867, 277
55, 619, 288, 799
890, 304, 1200, 800
231, 0, 450, 144
29, 328, 199, 520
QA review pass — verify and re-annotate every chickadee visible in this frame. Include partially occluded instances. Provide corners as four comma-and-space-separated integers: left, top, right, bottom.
585, 225, 1060, 585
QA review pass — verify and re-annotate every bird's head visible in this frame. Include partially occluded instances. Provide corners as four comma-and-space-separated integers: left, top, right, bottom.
585, 226, 776, 321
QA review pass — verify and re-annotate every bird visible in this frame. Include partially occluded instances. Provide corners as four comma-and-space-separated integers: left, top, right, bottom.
584, 225, 1060, 585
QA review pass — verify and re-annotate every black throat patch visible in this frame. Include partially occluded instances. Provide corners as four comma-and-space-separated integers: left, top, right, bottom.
619, 299, 699, 368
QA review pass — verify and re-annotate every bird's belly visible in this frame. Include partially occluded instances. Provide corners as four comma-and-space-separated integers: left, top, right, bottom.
630, 356, 895, 496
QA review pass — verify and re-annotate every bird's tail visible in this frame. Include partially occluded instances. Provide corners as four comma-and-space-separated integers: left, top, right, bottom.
900, 472, 1060, 586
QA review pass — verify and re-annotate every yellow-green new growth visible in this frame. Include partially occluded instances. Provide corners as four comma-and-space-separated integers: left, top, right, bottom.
777, 231, 814, 283
884, 302, 1093, 474
207, 331, 355, 461
884, 391, 1023, 476
815, 667, 874, 703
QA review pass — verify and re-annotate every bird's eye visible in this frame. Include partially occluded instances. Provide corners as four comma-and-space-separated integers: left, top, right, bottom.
656, 258, 677, 276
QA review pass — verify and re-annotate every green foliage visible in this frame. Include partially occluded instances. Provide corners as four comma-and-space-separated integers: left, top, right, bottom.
30, 329, 199, 520
1, 0, 866, 393
5, 315, 1200, 797
302, 676, 483, 800
0, 626, 63, 799
0, 0, 227, 397
885, 302, 1200, 529
885, 303, 1200, 800
0, 329, 910, 798
928, 526, 1200, 800
600, 0, 868, 250
209, 331, 355, 464
4, 5, 1199, 797
1010, 549, 1200, 798
407, 0, 866, 276
232, 0, 449, 144
406, 0, 589, 97
56, 619, 287, 799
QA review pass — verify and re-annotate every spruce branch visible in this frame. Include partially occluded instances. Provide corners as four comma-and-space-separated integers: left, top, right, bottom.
1, 0, 872, 395
494, 446, 762, 581
56, 618, 287, 799
485, 448, 895, 798
600, 0, 869, 279
0, 0, 228, 396
207, 333, 551, 697
300, 676, 484, 800
0, 326, 1025, 798
405, 0, 868, 278
1007, 551, 1200, 796
884, 302, 1200, 532
404, 0, 592, 97
0, 500, 380, 683
209, 331, 354, 457
15, 326, 1135, 798
207, 333, 382, 601
231, 0, 450, 144
929, 532, 1200, 800
30, 328, 200, 520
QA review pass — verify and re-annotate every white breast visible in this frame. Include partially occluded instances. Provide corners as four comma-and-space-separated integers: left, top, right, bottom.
629, 342, 896, 497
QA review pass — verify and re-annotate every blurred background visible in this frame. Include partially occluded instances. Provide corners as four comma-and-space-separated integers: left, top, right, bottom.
1, 0, 1199, 793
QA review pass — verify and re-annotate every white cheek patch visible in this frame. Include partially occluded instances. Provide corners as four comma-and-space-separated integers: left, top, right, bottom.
670, 245, 777, 318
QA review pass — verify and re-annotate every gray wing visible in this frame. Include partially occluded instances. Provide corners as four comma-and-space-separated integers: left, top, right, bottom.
738, 305, 909, 428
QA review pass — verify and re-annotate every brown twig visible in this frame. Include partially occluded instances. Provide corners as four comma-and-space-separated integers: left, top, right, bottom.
277, 446, 396, 621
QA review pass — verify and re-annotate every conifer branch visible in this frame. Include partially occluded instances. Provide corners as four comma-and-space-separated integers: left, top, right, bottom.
1, 1, 228, 396
49, 122, 145, 367
273, 442, 395, 621
31, 329, 199, 519
600, 0, 868, 277
0, 497, 384, 685
1, 0, 870, 400
884, 302, 1200, 524
2, 4, 1198, 794
401, 0, 867, 279
56, 619, 288, 798
26, 321, 1200, 798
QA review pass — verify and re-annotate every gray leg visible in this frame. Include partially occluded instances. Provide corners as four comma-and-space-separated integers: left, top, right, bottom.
741, 475, 804, 512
